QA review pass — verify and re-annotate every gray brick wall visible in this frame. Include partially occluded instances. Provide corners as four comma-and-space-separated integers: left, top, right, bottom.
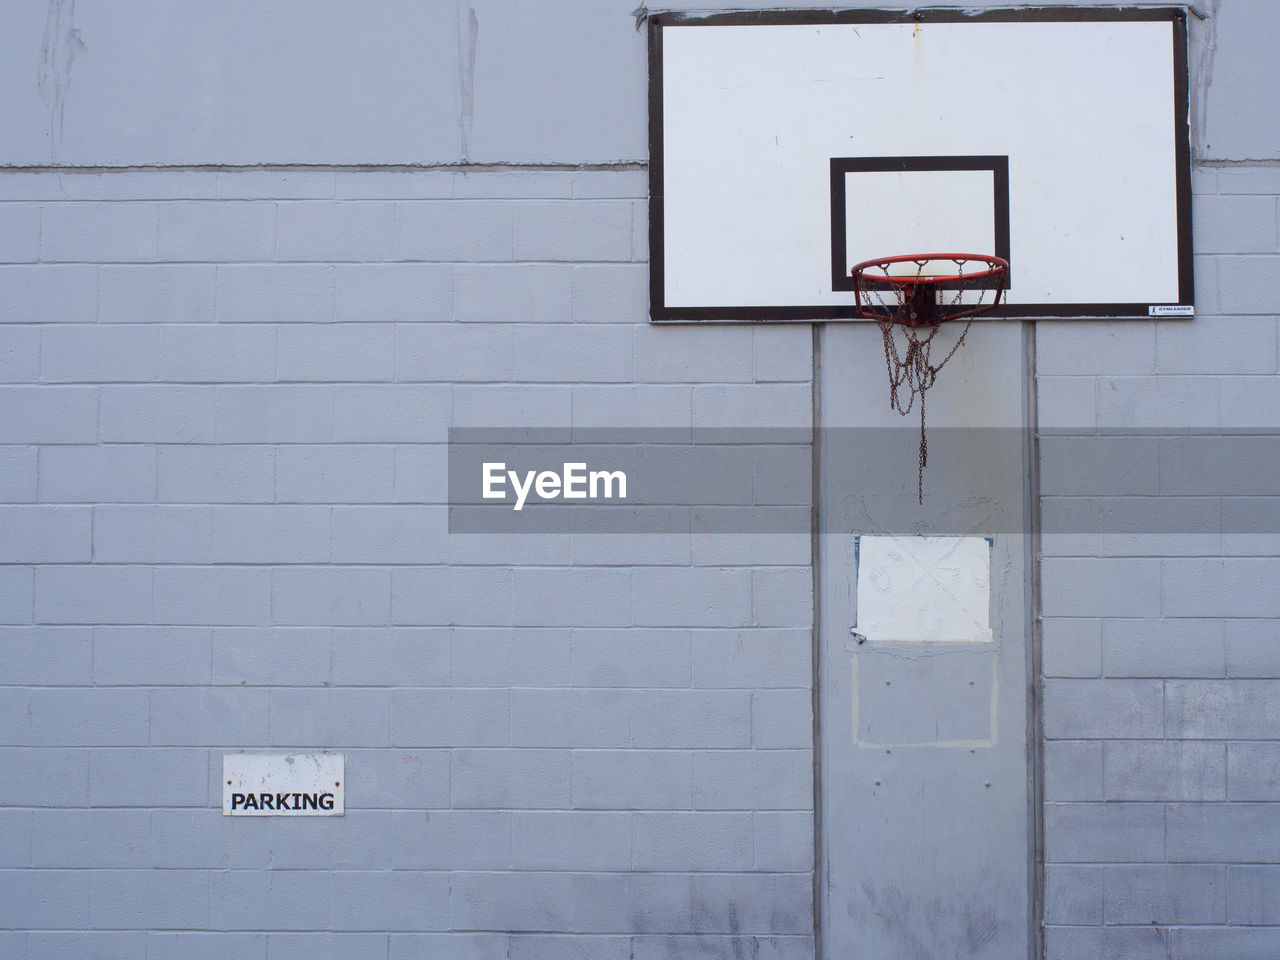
1037, 156, 1280, 957
0, 164, 814, 958
4, 1, 1279, 957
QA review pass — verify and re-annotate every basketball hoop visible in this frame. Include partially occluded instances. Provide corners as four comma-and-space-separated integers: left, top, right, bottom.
850, 253, 1009, 503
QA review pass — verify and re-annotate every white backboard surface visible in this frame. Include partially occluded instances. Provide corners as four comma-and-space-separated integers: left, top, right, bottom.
844, 168, 998, 272
854, 535, 993, 644
650, 9, 1193, 320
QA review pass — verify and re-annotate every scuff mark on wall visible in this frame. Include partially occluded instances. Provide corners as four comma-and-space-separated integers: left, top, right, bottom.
857, 882, 1006, 960
457, 3, 479, 162
1190, 0, 1220, 158
38, 0, 85, 161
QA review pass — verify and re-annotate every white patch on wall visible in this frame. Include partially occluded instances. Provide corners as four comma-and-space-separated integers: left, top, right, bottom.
222, 753, 345, 816
854, 535, 992, 643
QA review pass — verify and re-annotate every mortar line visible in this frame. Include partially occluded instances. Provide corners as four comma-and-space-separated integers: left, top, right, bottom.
0, 161, 649, 174
808, 322, 824, 959
1026, 319, 1047, 960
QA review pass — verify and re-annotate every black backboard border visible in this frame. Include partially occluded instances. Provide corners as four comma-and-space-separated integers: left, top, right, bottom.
648, 7, 1193, 322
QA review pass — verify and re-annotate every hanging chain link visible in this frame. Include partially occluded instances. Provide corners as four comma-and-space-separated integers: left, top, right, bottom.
856, 257, 1001, 503
877, 310, 975, 502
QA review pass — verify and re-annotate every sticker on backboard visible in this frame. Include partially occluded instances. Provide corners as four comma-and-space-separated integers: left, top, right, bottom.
1149, 305, 1194, 317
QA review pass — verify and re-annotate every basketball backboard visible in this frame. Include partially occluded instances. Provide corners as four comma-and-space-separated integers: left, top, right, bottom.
648, 8, 1193, 321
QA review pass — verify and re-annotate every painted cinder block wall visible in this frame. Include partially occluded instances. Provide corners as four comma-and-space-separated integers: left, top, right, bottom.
1037, 1, 1280, 957
1, 3, 815, 958
0, 2, 1276, 959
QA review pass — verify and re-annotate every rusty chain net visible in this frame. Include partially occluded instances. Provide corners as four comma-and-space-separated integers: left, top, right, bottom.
851, 255, 1009, 502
